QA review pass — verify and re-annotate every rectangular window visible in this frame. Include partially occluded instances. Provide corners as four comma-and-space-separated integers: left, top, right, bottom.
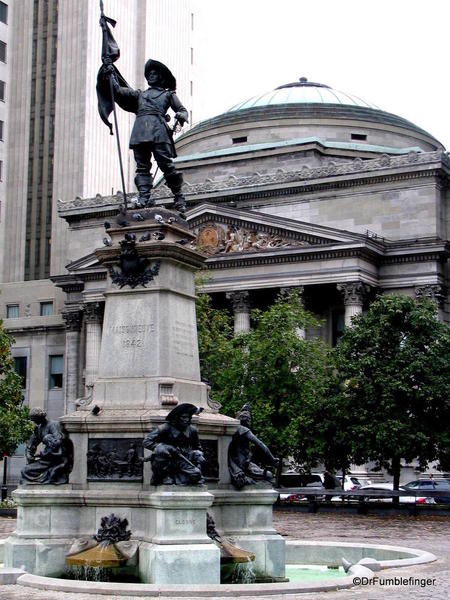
14, 357, 27, 389
6, 304, 19, 318
40, 301, 53, 316
351, 133, 367, 141
190, 47, 193, 65
0, 2, 7, 24
0, 120, 3, 141
0, 159, 3, 180
49, 354, 63, 389
190, 80, 193, 96
191, 12, 194, 30
0, 80, 4, 101
232, 136, 247, 144
0, 41, 6, 63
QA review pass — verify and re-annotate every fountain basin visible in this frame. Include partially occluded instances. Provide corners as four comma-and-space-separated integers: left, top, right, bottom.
4, 540, 436, 596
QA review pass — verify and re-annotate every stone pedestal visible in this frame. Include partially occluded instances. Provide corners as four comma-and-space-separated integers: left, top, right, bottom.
5, 486, 220, 583
4, 214, 282, 585
138, 488, 220, 584
211, 487, 286, 580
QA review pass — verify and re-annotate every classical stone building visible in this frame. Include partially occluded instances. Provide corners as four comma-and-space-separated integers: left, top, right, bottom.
3, 77, 449, 483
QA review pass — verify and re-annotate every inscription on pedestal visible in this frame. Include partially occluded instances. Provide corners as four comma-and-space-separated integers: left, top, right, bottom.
175, 518, 197, 525
173, 320, 195, 357
87, 438, 144, 481
109, 323, 155, 349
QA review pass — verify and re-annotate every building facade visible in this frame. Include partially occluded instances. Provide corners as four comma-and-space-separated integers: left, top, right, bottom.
2, 73, 449, 483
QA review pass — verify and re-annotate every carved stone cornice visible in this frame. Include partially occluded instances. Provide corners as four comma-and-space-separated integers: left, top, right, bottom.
83, 302, 104, 324
57, 150, 448, 211
415, 284, 446, 308
337, 282, 370, 306
226, 291, 250, 313
61, 310, 83, 332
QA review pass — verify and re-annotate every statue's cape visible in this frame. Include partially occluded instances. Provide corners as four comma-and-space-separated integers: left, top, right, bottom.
96, 65, 135, 134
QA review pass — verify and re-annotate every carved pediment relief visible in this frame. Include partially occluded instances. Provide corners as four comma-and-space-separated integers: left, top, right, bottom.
192, 222, 310, 255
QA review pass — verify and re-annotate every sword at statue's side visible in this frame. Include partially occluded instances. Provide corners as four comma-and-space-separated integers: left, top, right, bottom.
98, 0, 128, 211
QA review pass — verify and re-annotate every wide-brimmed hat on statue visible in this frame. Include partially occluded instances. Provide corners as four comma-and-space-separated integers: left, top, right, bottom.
144, 59, 176, 90
166, 403, 203, 423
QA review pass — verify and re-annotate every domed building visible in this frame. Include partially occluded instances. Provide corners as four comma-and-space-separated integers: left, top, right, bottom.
3, 77, 449, 484
165, 77, 448, 337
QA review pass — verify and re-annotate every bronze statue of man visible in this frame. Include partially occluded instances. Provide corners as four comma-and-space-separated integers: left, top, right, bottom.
228, 403, 279, 489
143, 403, 205, 485
104, 59, 188, 212
21, 407, 73, 485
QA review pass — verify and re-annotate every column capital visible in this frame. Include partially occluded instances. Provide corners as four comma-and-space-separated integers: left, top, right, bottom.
415, 284, 446, 308
61, 309, 83, 332
337, 282, 370, 306
226, 290, 250, 313
83, 301, 104, 323
279, 285, 305, 299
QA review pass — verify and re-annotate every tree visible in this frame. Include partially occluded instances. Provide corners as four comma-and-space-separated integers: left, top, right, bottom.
0, 321, 33, 458
195, 282, 233, 390
196, 289, 331, 481
329, 294, 450, 498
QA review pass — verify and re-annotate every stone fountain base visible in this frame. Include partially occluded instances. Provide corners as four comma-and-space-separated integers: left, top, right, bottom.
3, 485, 284, 584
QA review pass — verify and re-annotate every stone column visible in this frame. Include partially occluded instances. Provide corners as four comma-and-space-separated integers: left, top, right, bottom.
83, 302, 104, 393
337, 282, 369, 328
415, 284, 446, 321
226, 291, 250, 334
61, 309, 83, 414
280, 285, 305, 338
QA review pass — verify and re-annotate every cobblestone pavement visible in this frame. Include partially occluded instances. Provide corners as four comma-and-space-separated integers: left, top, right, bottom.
0, 510, 449, 599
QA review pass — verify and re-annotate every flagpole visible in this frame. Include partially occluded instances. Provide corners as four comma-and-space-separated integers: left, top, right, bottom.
109, 78, 128, 211
99, 1, 128, 211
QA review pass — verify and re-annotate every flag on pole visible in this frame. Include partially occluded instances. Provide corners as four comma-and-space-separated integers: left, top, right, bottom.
96, 10, 129, 134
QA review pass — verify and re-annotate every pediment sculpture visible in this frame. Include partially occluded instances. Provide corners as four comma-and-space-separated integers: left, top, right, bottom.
192, 222, 310, 255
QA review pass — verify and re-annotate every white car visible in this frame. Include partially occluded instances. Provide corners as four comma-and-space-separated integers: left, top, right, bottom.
336, 475, 362, 491
359, 482, 426, 503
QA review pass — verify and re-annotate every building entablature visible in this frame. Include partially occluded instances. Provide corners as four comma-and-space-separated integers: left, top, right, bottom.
56, 150, 450, 222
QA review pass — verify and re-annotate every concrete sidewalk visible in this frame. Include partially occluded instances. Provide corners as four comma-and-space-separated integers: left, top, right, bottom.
0, 510, 449, 599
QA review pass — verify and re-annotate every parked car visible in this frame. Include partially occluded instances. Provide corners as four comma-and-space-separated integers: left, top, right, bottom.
278, 472, 361, 502
336, 475, 362, 491
402, 479, 450, 504
278, 472, 323, 502
359, 482, 425, 504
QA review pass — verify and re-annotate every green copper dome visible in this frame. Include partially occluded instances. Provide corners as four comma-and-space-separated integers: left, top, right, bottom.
228, 77, 380, 112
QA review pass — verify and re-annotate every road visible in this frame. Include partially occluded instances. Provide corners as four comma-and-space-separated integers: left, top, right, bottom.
0, 509, 448, 599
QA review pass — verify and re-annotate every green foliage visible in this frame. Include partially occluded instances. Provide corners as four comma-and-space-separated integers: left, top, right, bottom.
328, 294, 450, 481
195, 279, 233, 389
0, 321, 33, 458
196, 288, 331, 463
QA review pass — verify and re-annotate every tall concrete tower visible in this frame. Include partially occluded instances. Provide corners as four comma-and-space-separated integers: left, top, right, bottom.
0, 0, 9, 281
2, 0, 194, 282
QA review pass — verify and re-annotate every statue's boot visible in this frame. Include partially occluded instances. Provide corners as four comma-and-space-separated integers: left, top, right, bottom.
134, 172, 154, 208
165, 172, 186, 214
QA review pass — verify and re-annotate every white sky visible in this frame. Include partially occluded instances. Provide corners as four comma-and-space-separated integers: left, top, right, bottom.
193, 0, 450, 149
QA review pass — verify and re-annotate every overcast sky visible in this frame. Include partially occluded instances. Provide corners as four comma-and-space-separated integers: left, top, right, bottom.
193, 0, 450, 149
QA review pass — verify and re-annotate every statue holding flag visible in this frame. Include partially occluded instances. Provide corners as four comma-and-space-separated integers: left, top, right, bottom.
97, 2, 189, 214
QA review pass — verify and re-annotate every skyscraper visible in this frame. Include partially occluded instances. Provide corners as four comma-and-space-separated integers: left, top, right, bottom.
0, 0, 9, 281
2, 0, 194, 282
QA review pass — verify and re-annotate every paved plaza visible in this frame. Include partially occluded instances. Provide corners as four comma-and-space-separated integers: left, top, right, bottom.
1, 509, 449, 599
